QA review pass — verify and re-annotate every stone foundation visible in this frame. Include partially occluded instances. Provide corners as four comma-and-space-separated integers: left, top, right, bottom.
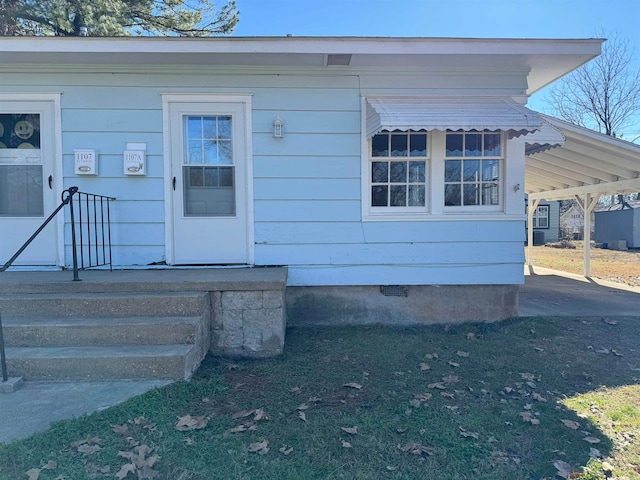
286, 285, 518, 326
210, 289, 286, 357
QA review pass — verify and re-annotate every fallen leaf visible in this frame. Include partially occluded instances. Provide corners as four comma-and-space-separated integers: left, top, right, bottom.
589, 447, 602, 458
26, 469, 41, 480
341, 440, 352, 448
297, 403, 310, 410
279, 446, 294, 456
253, 408, 269, 421
115, 463, 136, 480
457, 351, 469, 357
561, 420, 580, 430
42, 461, 56, 470
428, 382, 446, 390
232, 410, 255, 420
520, 412, 540, 425
441, 392, 455, 398
409, 399, 422, 408
520, 373, 536, 381
396, 427, 408, 433
583, 436, 601, 444
397, 442, 435, 455
458, 426, 479, 439
77, 444, 102, 455
112, 424, 130, 435
341, 426, 358, 435
415, 393, 432, 402
533, 346, 545, 352
602, 318, 618, 325
308, 396, 322, 403
184, 437, 195, 446
523, 403, 533, 410
419, 363, 431, 371
532, 392, 547, 402
442, 374, 459, 384
448, 361, 460, 367
249, 440, 269, 455
343, 382, 363, 390
138, 466, 160, 480
298, 411, 306, 422
553, 459, 575, 479
386, 466, 397, 471
290, 386, 301, 393
175, 415, 209, 431
226, 424, 249, 434
425, 353, 439, 359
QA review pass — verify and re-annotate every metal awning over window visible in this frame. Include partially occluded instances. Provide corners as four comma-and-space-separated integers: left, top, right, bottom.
365, 96, 543, 138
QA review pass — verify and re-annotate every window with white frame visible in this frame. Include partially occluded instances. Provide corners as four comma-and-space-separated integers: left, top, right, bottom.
532, 205, 549, 228
444, 130, 503, 208
369, 130, 429, 210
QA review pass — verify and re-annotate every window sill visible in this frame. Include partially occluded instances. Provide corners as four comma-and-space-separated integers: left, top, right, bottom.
362, 212, 526, 222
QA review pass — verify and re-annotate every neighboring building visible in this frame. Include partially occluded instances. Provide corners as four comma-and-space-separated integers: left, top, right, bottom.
561, 205, 594, 239
0, 36, 603, 324
525, 200, 560, 244
595, 200, 640, 249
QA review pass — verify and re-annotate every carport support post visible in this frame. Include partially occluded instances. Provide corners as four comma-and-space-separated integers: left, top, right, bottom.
576, 193, 599, 277
527, 198, 541, 266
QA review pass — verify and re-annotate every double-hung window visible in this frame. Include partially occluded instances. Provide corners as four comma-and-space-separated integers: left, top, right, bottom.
532, 205, 549, 228
369, 130, 429, 212
444, 130, 503, 209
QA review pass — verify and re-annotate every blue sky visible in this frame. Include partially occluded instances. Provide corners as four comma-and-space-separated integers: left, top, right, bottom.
232, 0, 640, 135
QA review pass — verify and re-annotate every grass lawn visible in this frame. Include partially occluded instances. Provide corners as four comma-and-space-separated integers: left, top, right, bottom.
528, 244, 640, 287
2, 317, 640, 479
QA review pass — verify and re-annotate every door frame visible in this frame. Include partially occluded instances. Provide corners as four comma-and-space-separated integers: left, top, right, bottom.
0, 93, 63, 267
161, 93, 254, 265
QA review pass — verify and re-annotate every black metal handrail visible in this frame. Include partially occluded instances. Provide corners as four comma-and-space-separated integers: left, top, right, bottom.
1, 187, 115, 381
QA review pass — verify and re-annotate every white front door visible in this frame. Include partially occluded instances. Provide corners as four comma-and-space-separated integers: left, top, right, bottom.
165, 97, 251, 265
0, 100, 58, 266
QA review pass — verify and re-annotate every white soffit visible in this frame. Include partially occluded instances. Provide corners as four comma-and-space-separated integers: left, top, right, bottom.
526, 114, 640, 200
365, 96, 543, 138
524, 117, 566, 155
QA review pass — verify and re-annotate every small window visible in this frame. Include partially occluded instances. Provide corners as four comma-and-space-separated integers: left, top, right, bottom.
369, 131, 429, 210
444, 130, 502, 208
532, 205, 549, 229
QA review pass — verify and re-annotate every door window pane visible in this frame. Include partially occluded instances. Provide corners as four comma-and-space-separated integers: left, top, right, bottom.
0, 165, 43, 216
182, 114, 235, 216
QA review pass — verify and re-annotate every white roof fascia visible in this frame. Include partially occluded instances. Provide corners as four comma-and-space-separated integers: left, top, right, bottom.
0, 36, 603, 95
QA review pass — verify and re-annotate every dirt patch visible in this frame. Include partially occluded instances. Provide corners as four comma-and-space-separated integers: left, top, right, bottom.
529, 244, 640, 287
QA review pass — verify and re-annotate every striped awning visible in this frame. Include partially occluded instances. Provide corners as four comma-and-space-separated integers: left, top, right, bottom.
365, 96, 543, 138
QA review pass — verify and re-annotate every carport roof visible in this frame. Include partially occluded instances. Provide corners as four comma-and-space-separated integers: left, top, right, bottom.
525, 114, 640, 201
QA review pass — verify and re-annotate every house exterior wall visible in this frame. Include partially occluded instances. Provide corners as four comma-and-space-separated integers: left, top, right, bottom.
525, 201, 560, 244
0, 66, 530, 287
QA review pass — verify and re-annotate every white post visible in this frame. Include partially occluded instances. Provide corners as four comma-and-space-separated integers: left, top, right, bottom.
527, 198, 541, 266
582, 193, 599, 277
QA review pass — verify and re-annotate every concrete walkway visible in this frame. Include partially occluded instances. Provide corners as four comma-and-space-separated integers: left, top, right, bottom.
520, 265, 640, 317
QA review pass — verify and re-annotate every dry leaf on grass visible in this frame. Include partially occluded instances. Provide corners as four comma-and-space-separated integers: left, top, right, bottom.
561, 419, 580, 430
520, 412, 540, 425
424, 353, 439, 359
341, 426, 358, 435
456, 350, 470, 357
553, 459, 577, 479
583, 436, 601, 444
341, 440, 352, 448
602, 318, 618, 325
297, 403, 310, 411
290, 386, 302, 393
441, 392, 455, 399
448, 361, 460, 368
415, 393, 432, 402
175, 415, 209, 431
397, 442, 435, 455
343, 382, 363, 390
458, 426, 479, 439
419, 363, 431, 371
249, 440, 269, 455
532, 392, 547, 402
77, 444, 102, 455
589, 447, 602, 458
298, 411, 307, 422
26, 469, 43, 480
112, 424, 130, 435
428, 382, 446, 390
115, 463, 137, 480
442, 374, 459, 384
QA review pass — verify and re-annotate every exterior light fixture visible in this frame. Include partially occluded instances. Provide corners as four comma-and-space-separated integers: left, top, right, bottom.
273, 116, 284, 138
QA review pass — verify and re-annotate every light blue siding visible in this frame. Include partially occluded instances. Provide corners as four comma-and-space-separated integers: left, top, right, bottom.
1, 67, 528, 283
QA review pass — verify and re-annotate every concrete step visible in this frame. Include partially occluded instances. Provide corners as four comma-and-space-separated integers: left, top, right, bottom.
0, 291, 209, 318
5, 345, 198, 381
2, 316, 201, 347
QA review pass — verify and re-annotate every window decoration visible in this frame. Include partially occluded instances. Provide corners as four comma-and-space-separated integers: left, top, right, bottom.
444, 130, 502, 207
369, 130, 428, 209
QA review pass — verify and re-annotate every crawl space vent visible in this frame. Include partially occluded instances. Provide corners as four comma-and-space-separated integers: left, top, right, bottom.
380, 285, 409, 297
